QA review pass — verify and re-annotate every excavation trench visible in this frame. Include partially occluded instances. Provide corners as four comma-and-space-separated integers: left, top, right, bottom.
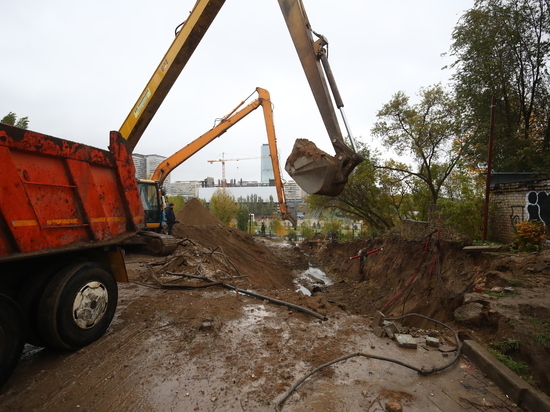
0, 200, 537, 410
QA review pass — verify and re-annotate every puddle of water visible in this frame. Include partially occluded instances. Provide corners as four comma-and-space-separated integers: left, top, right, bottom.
235, 304, 272, 328
296, 285, 312, 296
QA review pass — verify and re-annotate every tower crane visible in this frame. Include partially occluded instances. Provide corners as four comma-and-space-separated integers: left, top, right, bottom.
207, 153, 267, 186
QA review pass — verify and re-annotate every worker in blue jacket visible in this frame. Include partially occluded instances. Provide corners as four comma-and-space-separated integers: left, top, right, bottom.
165, 203, 176, 235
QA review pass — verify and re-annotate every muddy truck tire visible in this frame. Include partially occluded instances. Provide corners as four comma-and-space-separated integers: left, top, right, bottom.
0, 294, 25, 389
36, 262, 118, 350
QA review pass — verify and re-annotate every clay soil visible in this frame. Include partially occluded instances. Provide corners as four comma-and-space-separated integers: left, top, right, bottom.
0, 199, 547, 411
300, 233, 550, 396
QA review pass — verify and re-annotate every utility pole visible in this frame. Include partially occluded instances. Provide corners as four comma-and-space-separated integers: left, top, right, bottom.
482, 96, 497, 242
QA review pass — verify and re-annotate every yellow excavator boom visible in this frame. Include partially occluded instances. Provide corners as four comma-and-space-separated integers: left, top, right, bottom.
121, 0, 362, 196
119, 0, 226, 152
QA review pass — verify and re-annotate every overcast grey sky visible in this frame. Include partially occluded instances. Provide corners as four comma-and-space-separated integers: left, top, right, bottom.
1, 0, 472, 183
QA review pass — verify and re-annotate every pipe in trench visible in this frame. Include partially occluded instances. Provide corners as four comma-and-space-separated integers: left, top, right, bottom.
166, 271, 327, 321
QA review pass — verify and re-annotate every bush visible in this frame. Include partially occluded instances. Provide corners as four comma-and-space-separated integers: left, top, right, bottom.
287, 228, 298, 241
513, 220, 548, 252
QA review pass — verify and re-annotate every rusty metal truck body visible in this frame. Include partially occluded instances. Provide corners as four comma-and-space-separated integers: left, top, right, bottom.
0, 125, 144, 259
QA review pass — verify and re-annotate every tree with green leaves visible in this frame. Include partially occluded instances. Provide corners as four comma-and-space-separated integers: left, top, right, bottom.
1, 112, 29, 129
236, 204, 250, 232
299, 222, 315, 239
371, 84, 471, 208
307, 147, 401, 234
437, 164, 485, 238
449, 0, 550, 173
377, 159, 417, 220
166, 195, 185, 212
270, 217, 284, 237
266, 195, 276, 216
209, 189, 238, 225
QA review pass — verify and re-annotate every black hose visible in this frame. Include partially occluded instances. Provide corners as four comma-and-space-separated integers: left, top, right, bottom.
166, 271, 327, 321
274, 312, 461, 411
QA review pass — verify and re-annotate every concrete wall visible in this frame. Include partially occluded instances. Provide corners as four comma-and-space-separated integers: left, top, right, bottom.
489, 179, 550, 243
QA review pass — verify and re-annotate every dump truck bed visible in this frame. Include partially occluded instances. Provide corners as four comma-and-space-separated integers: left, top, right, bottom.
0, 124, 144, 262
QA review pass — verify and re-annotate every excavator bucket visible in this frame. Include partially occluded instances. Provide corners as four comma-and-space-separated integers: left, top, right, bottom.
285, 138, 348, 196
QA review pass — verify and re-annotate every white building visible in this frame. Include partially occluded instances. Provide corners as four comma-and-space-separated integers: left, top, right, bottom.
284, 180, 306, 203
261, 144, 274, 184
165, 181, 201, 199
132, 154, 147, 180
132, 153, 170, 184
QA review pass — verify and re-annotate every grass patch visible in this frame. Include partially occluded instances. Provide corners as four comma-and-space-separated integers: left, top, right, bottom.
490, 339, 520, 352
507, 279, 524, 288
534, 334, 550, 347
488, 348, 530, 375
528, 317, 550, 347
527, 316, 549, 328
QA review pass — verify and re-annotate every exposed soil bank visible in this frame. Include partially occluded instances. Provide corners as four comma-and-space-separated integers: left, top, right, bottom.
299, 234, 550, 395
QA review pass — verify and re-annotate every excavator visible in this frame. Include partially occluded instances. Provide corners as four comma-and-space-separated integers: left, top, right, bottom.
0, 0, 361, 388
144, 87, 297, 228
119, 0, 362, 198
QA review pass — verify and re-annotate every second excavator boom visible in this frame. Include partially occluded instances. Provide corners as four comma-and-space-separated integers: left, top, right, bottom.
149, 87, 297, 227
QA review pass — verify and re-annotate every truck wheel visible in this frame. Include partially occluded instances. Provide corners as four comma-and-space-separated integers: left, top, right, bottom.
0, 295, 25, 389
37, 262, 118, 350
18, 267, 59, 346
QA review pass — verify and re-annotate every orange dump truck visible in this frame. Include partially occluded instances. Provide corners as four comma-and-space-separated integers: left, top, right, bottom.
0, 0, 362, 389
0, 124, 144, 387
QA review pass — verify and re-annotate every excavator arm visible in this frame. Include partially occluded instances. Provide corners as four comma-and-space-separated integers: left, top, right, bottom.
119, 0, 226, 152
121, 0, 361, 196
151, 87, 264, 186
258, 90, 298, 228
150, 87, 297, 227
277, 0, 363, 196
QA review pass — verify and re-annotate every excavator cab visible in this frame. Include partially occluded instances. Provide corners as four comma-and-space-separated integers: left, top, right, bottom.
138, 180, 163, 230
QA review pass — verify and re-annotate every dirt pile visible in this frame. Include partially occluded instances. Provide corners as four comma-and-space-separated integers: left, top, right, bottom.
175, 197, 223, 225
300, 234, 550, 396
168, 198, 296, 291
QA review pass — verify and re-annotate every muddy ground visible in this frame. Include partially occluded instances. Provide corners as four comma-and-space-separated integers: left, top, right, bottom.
0, 199, 548, 411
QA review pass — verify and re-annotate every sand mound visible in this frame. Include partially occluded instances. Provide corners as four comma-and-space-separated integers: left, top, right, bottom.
175, 198, 224, 225
171, 197, 296, 291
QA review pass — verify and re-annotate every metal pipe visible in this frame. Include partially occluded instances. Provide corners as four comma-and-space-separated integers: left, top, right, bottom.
166, 271, 327, 321
483, 96, 497, 242
339, 108, 358, 152
319, 53, 358, 152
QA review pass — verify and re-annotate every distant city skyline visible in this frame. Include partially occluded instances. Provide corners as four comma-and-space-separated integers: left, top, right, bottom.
133, 144, 275, 184
132, 151, 305, 204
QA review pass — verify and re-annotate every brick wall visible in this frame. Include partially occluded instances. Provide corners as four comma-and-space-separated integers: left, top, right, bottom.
489, 179, 550, 243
